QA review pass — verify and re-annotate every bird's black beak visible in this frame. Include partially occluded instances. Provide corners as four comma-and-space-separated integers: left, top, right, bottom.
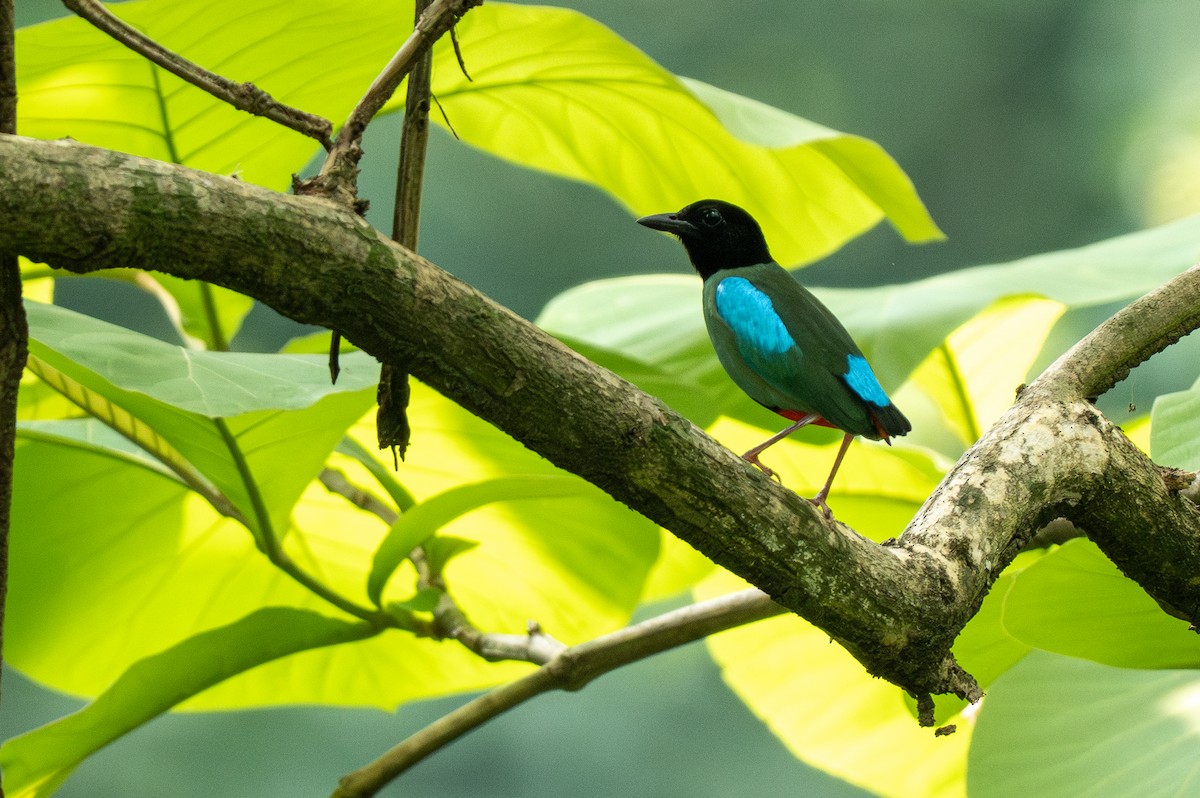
636, 212, 697, 237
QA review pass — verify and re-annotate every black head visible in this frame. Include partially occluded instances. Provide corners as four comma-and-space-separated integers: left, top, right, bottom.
637, 199, 773, 279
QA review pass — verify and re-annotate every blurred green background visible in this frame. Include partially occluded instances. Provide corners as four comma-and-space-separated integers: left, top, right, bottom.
6, 0, 1200, 795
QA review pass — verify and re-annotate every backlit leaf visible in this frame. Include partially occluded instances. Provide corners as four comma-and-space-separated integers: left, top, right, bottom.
1001, 539, 1200, 668
968, 652, 1200, 797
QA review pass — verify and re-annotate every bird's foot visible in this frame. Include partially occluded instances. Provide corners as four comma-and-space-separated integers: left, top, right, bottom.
741, 452, 780, 482
807, 490, 835, 520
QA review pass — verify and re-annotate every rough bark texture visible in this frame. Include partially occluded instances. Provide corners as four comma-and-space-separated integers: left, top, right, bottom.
2, 137, 1198, 709
0, 6, 23, 785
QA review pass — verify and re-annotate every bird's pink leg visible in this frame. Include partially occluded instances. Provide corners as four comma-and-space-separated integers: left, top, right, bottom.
740, 413, 819, 479
809, 432, 855, 518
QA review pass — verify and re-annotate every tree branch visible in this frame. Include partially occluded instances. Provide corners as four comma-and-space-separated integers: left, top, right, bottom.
302, 0, 481, 205
3, 137, 1199, 713
331, 589, 783, 798
0, 0, 24, 757
62, 0, 333, 148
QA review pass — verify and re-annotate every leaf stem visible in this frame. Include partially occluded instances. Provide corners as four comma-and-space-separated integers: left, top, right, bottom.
199, 283, 229, 351
941, 341, 981, 442
214, 419, 387, 624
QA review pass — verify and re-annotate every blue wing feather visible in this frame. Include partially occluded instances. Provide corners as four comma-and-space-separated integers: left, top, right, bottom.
705, 266, 909, 439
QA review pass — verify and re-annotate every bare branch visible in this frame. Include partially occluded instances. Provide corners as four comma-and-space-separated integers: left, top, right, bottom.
305, 0, 481, 205
320, 468, 399, 524
330, 589, 783, 798
62, 0, 333, 147
1034, 262, 1200, 402
0, 0, 14, 135
0, 0, 22, 724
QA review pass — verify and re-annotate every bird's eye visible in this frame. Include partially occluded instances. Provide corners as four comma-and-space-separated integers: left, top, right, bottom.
700, 208, 723, 227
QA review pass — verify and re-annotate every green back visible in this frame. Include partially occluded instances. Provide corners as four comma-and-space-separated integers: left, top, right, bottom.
702, 263, 879, 437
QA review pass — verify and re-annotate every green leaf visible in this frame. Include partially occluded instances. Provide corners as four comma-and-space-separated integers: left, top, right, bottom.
701, 552, 1038, 796
335, 435, 416, 513
830, 213, 1200, 388
27, 301, 376, 538
700, 569, 969, 798
10, 378, 661, 713
340, 383, 663, 646
423, 536, 482, 577
19, 259, 53, 303
389, 587, 442, 615
679, 77, 943, 246
1001, 539, 1200, 668
57, 270, 255, 350
1151, 373, 1200, 469
427, 3, 942, 266
7, 427, 522, 712
968, 652, 1200, 797
368, 475, 597, 606
0, 608, 374, 798
28, 302, 377, 415
20, 0, 937, 269
896, 295, 1066, 450
917, 551, 1038, 725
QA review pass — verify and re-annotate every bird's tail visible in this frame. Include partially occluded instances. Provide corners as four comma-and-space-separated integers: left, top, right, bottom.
869, 404, 912, 442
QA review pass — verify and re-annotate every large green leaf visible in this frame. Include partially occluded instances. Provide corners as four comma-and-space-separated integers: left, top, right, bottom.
427, 7, 941, 265
902, 295, 1065, 448
338, 383, 663, 645
968, 652, 1200, 797
0, 608, 374, 798
19, 1, 937, 270
26, 301, 376, 538
700, 573, 969, 798
1151, 373, 1200, 469
9, 377, 660, 711
1000, 539, 1200, 668
7, 422, 530, 713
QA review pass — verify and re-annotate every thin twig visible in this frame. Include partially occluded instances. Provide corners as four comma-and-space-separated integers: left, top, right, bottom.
320, 468, 399, 524
376, 0, 437, 461
307, 0, 481, 204
392, 0, 435, 250
448, 24, 471, 81
331, 589, 784, 798
63, 0, 333, 148
321, 454, 574, 662
319, 467, 567, 663
325, 0, 477, 379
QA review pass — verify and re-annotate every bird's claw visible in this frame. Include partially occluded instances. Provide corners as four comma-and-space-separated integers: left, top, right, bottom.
807, 496, 835, 520
807, 490, 835, 520
742, 453, 781, 482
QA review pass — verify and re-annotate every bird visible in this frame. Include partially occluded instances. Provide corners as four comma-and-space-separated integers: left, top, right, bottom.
637, 199, 910, 517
